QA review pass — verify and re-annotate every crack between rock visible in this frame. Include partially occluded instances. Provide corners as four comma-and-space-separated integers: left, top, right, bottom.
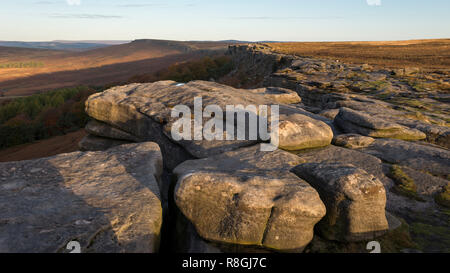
261, 206, 275, 246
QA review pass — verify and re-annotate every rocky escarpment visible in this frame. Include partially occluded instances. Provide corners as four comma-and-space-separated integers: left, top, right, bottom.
74, 78, 450, 253
227, 44, 450, 252
1, 45, 449, 253
229, 44, 450, 149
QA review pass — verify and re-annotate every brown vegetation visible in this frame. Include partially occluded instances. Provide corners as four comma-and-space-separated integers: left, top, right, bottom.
0, 129, 86, 162
0, 40, 231, 96
267, 39, 450, 70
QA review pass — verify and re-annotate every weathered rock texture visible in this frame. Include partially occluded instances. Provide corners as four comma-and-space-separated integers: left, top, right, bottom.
293, 145, 388, 185
292, 163, 388, 242
0, 142, 163, 253
277, 113, 333, 150
173, 144, 326, 252
334, 107, 426, 140
82, 80, 333, 169
230, 44, 449, 149
362, 139, 450, 177
333, 133, 375, 149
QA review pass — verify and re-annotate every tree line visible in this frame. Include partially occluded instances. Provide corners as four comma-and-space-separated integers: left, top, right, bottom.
0, 86, 102, 148
0, 55, 235, 150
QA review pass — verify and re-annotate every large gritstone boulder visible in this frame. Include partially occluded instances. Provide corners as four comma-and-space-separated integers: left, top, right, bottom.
173, 144, 326, 252
0, 142, 163, 253
82, 81, 332, 169
292, 163, 389, 242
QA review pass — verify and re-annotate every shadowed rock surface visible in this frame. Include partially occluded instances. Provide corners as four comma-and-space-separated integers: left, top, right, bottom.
85, 120, 142, 142
292, 163, 388, 242
0, 142, 163, 253
78, 134, 130, 151
362, 139, 450, 177
334, 107, 426, 140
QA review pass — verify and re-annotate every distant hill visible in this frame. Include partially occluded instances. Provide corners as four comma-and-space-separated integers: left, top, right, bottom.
0, 39, 235, 96
0, 41, 118, 51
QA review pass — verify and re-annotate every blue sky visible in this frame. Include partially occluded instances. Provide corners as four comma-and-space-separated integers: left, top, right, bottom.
1, 0, 449, 41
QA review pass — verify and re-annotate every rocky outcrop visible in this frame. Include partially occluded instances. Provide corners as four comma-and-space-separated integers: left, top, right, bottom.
334, 107, 426, 140
228, 44, 449, 150
173, 144, 326, 252
292, 163, 388, 242
0, 142, 163, 253
82, 80, 333, 169
227, 44, 294, 87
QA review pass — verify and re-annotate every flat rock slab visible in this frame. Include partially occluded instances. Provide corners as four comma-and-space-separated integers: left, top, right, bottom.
333, 134, 375, 149
293, 145, 388, 185
292, 163, 388, 242
329, 98, 449, 149
362, 139, 450, 177
173, 144, 326, 252
0, 142, 163, 253
335, 107, 426, 140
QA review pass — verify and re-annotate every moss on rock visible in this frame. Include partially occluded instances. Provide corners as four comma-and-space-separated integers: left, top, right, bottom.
388, 165, 425, 201
304, 218, 418, 253
410, 222, 450, 252
435, 183, 450, 208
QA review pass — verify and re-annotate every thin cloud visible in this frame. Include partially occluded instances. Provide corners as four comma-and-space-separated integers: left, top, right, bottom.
117, 3, 168, 8
117, 2, 196, 8
34, 1, 56, 4
229, 16, 343, 20
66, 0, 81, 6
48, 13, 123, 19
366, 0, 382, 6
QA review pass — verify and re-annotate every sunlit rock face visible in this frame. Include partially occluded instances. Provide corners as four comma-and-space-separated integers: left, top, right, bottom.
82, 80, 332, 169
173, 144, 326, 252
